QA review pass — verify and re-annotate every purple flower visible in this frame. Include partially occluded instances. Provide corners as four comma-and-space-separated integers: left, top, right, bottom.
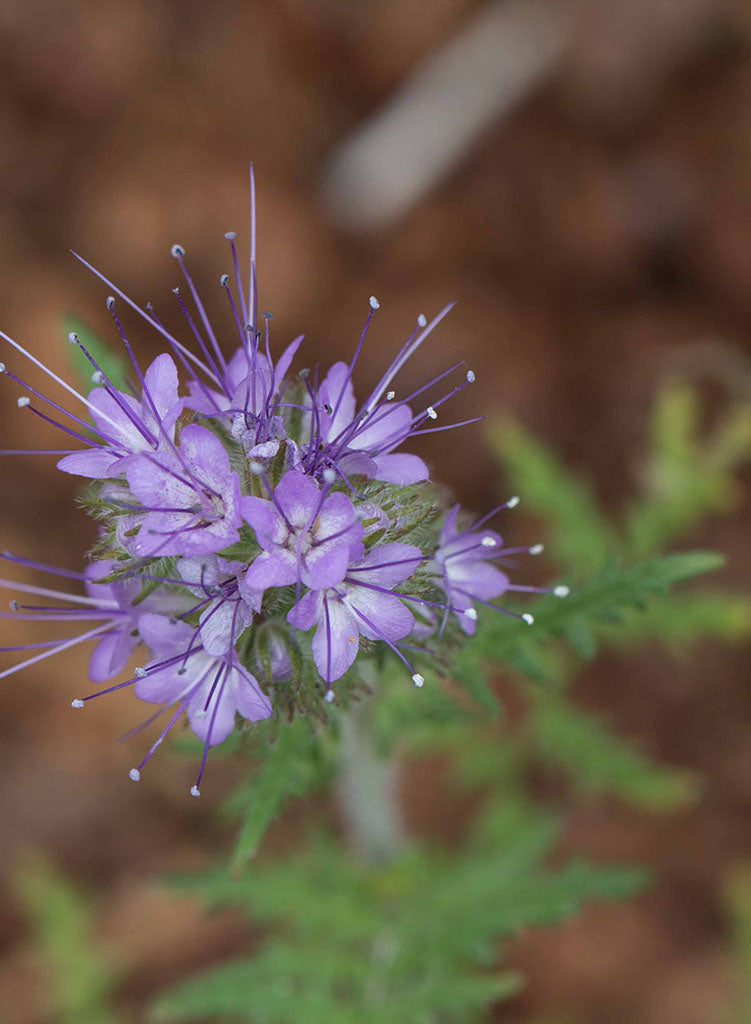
242, 470, 363, 590
129, 613, 272, 793
185, 336, 302, 434
0, 553, 179, 684
122, 424, 242, 557
177, 555, 261, 655
434, 500, 560, 634
288, 542, 421, 683
56, 353, 183, 479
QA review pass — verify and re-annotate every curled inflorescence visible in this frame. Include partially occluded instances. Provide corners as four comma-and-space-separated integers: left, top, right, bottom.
0, 169, 566, 795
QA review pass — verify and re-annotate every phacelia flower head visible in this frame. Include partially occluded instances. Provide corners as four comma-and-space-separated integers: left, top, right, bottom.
0, 166, 568, 793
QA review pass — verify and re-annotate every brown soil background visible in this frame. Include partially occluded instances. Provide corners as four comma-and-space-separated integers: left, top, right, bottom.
1, 2, 750, 1021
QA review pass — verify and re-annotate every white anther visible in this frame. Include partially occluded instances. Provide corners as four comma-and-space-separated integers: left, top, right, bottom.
193, 709, 208, 720
529, 543, 544, 555
190, 785, 201, 797
92, 371, 105, 384
324, 690, 335, 703
9, 600, 18, 611
322, 468, 336, 484
134, 667, 147, 677
0, 362, 5, 372
386, 390, 395, 401
171, 244, 185, 258
554, 585, 570, 598
481, 536, 496, 548
249, 460, 263, 475
369, 295, 380, 310
464, 608, 478, 621
224, 231, 237, 240
106, 295, 116, 309
129, 768, 141, 782
522, 613, 535, 626
417, 314, 427, 327
426, 406, 437, 420
71, 699, 84, 709
507, 496, 520, 509
67, 332, 79, 344
17, 396, 30, 408
220, 273, 229, 286
412, 673, 425, 687
466, 370, 476, 383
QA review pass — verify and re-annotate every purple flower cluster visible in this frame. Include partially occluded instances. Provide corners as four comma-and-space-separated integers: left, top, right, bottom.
0, 170, 567, 794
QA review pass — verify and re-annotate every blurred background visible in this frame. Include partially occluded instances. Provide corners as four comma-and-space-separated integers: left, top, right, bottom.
1, 0, 751, 1021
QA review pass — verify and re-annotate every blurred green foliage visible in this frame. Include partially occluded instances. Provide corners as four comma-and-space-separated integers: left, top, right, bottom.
13, 853, 120, 1024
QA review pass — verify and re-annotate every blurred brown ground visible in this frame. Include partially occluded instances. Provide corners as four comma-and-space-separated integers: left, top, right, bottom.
0, 1, 750, 1021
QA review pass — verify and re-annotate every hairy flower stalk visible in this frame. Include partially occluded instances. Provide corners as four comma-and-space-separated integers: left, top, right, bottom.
0, 168, 568, 794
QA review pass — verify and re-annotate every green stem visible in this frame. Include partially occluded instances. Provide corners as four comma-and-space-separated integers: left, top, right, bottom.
338, 697, 405, 865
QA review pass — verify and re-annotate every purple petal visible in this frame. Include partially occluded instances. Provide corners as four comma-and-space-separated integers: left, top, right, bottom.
350, 403, 412, 451
245, 549, 297, 589
199, 599, 252, 656
348, 588, 414, 642
56, 449, 120, 478
319, 362, 355, 441
288, 590, 319, 631
440, 505, 461, 546
448, 562, 509, 601
231, 665, 273, 722
372, 453, 429, 485
187, 677, 237, 745
272, 335, 303, 391
312, 595, 358, 682
352, 543, 423, 588
179, 424, 232, 491
304, 543, 350, 590
142, 353, 182, 429
88, 627, 137, 683
240, 496, 282, 549
274, 470, 322, 529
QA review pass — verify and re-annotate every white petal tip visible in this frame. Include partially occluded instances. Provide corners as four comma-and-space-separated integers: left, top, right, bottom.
464, 608, 478, 620
412, 673, 425, 688
171, 244, 185, 258
324, 690, 335, 703
529, 544, 544, 555
190, 785, 201, 798
522, 613, 535, 626
70, 699, 84, 709
554, 585, 570, 598
507, 496, 520, 509
129, 768, 140, 782
369, 295, 380, 310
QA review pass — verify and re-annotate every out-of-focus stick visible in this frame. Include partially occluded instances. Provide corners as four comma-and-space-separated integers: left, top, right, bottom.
321, 0, 574, 230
